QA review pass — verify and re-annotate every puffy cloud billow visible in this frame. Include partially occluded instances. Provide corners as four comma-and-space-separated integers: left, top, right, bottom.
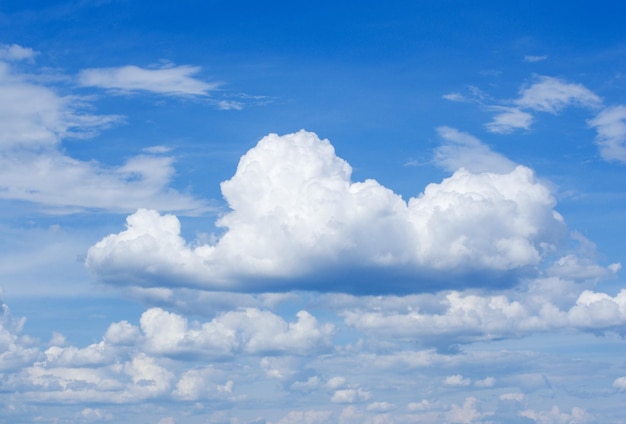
87, 130, 585, 294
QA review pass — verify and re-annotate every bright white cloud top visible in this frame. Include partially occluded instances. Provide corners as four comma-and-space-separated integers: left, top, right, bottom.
86, 130, 584, 293
2, 2, 626, 423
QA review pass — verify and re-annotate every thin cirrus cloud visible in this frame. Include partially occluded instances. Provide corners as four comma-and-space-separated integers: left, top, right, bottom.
86, 129, 605, 294
78, 64, 219, 96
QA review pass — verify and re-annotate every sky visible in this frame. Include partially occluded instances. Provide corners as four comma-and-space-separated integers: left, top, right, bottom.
1, 0, 626, 423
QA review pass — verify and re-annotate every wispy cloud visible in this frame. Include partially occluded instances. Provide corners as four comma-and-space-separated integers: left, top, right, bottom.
515, 76, 601, 113
442, 92, 466, 102
486, 76, 602, 133
588, 105, 626, 163
523, 55, 548, 63
0, 59, 208, 214
485, 106, 533, 133
435, 126, 517, 172
78, 64, 218, 96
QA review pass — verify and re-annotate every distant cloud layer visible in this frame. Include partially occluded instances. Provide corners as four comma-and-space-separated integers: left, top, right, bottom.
86, 130, 608, 294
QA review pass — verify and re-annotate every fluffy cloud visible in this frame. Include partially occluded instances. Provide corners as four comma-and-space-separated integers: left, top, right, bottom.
87, 130, 569, 293
486, 76, 601, 133
138, 307, 334, 357
443, 374, 471, 387
342, 288, 626, 345
78, 65, 218, 96
0, 300, 41, 371
2, 303, 332, 406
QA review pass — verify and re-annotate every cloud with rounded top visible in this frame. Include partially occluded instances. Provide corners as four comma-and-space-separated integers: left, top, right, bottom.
86, 130, 581, 294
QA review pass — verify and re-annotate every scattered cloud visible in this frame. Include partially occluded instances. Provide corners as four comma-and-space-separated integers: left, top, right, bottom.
78, 65, 218, 96
475, 377, 495, 388
485, 106, 533, 133
0, 43, 38, 62
434, 126, 517, 172
0, 59, 207, 213
515, 76, 602, 113
613, 376, 626, 390
520, 406, 592, 423
500, 392, 524, 401
588, 105, 626, 163
442, 92, 466, 102
444, 374, 471, 387
486, 76, 602, 133
0, 62, 120, 149
342, 287, 626, 346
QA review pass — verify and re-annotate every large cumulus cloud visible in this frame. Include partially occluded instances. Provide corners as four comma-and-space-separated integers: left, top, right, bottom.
87, 130, 576, 293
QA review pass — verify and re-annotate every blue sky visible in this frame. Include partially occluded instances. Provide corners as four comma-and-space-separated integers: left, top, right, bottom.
2, 1, 626, 423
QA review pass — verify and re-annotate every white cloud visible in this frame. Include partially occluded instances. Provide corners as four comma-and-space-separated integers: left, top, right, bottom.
520, 406, 592, 424
275, 410, 333, 424
435, 126, 517, 173
442, 92, 466, 102
87, 130, 568, 293
0, 151, 208, 213
0, 59, 207, 214
524, 55, 548, 63
515, 76, 602, 113
499, 392, 524, 401
474, 376, 495, 387
366, 401, 395, 412
138, 307, 333, 357
327, 376, 347, 389
613, 376, 626, 390
485, 107, 533, 133
0, 63, 120, 149
0, 43, 37, 61
444, 374, 471, 387
173, 367, 232, 401
407, 400, 434, 411
291, 376, 320, 391
79, 407, 113, 421
446, 397, 489, 424
0, 300, 42, 371
78, 65, 218, 96
486, 76, 602, 133
331, 388, 371, 403
342, 288, 626, 345
588, 105, 626, 163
